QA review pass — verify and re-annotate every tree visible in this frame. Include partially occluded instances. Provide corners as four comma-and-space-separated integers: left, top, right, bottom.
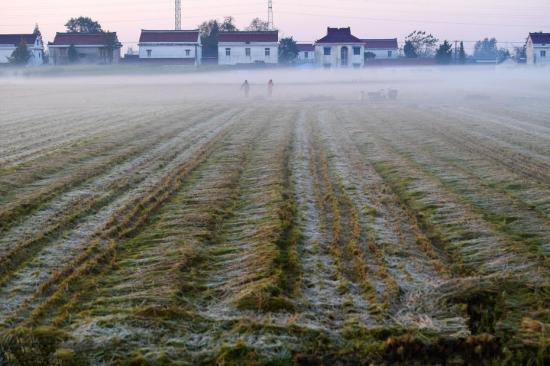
8, 40, 31, 65
199, 17, 238, 58
404, 31, 438, 58
458, 41, 467, 64
247, 18, 270, 31
403, 40, 417, 58
220, 16, 238, 32
102, 32, 119, 64
278, 37, 298, 64
513, 45, 526, 63
65, 17, 102, 33
68, 44, 79, 63
33, 23, 41, 36
435, 40, 453, 64
365, 52, 376, 61
473, 38, 498, 60
497, 48, 511, 63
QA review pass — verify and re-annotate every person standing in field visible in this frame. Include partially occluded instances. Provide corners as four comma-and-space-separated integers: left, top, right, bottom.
267, 79, 274, 97
241, 80, 250, 98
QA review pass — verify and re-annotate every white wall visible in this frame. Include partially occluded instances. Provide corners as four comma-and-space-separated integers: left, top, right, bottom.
297, 50, 314, 62
0, 47, 13, 63
218, 43, 278, 65
49, 45, 120, 65
527, 39, 550, 65
139, 43, 201, 61
365, 48, 398, 60
0, 37, 44, 65
315, 44, 364, 68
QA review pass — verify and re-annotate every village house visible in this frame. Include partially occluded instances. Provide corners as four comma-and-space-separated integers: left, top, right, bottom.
48, 32, 122, 65
297, 44, 315, 63
363, 38, 399, 60
218, 31, 279, 66
0, 31, 44, 65
138, 30, 202, 65
315, 27, 364, 68
526, 32, 550, 65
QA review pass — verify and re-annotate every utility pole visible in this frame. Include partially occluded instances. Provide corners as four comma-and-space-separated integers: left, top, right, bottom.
175, 0, 182, 30
268, 0, 274, 30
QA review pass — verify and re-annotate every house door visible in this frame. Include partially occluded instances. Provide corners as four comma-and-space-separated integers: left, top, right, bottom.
341, 46, 349, 66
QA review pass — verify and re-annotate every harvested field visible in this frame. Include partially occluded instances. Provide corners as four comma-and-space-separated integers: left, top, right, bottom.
0, 68, 549, 365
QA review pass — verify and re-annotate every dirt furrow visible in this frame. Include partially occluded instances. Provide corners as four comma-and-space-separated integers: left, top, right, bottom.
290, 108, 346, 331
0, 108, 243, 327
366, 115, 550, 257
19, 109, 269, 362
304, 116, 378, 324
0, 108, 231, 277
0, 108, 214, 233
0, 109, 140, 164
319, 109, 469, 335
343, 109, 541, 280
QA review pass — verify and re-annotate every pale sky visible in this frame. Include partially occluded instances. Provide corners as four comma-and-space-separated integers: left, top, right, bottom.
1, 0, 549, 52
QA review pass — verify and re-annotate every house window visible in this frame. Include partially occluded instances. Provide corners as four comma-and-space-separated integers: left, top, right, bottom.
146, 49, 152, 57
353, 46, 361, 55
265, 48, 271, 57
185, 49, 191, 56
541, 50, 546, 57
353, 63, 361, 68
225, 48, 231, 56
245, 48, 251, 57
388, 50, 392, 57
304, 51, 309, 59
324, 47, 331, 56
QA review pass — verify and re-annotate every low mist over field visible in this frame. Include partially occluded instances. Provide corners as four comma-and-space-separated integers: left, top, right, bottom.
2, 65, 550, 105
0, 66, 549, 365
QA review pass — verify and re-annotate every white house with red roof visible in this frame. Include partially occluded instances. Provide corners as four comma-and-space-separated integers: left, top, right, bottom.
527, 33, 550, 65
218, 31, 278, 66
297, 44, 315, 63
138, 30, 202, 66
315, 27, 364, 68
0, 31, 44, 65
48, 32, 122, 65
363, 38, 399, 60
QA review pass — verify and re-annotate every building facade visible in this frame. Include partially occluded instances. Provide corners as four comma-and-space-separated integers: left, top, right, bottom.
315, 27, 364, 68
138, 30, 202, 65
297, 44, 315, 63
0, 32, 44, 65
218, 31, 279, 66
48, 33, 122, 65
527, 33, 550, 65
363, 38, 399, 60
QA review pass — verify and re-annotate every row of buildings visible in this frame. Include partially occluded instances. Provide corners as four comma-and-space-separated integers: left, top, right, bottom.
1, 27, 550, 67
0, 27, 402, 68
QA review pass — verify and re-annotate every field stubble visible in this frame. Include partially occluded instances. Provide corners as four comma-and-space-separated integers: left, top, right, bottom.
0, 74, 549, 365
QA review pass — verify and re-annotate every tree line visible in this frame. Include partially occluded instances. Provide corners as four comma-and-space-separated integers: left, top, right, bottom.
402, 30, 526, 64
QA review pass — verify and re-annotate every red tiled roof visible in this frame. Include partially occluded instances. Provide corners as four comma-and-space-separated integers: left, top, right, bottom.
316, 27, 362, 44
139, 30, 200, 43
297, 44, 314, 52
0, 34, 38, 46
218, 31, 278, 43
363, 38, 398, 49
529, 32, 550, 44
50, 32, 120, 46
